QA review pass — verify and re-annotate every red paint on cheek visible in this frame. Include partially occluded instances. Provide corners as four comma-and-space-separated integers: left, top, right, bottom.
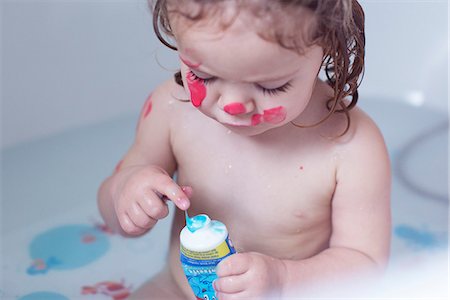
251, 114, 262, 126
251, 106, 287, 126
224, 103, 246, 115
186, 71, 207, 107
262, 106, 287, 124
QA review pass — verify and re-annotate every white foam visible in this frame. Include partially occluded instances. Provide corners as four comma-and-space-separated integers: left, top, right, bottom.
180, 218, 228, 252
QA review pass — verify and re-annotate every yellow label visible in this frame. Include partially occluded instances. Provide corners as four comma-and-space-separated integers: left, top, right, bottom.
181, 240, 231, 260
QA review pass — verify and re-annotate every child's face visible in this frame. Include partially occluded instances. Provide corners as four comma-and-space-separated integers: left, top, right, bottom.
173, 10, 323, 136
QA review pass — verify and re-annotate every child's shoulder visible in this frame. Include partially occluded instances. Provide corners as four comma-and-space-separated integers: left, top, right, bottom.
346, 104, 386, 147
151, 77, 188, 104
134, 77, 193, 138
331, 102, 389, 168
308, 81, 385, 150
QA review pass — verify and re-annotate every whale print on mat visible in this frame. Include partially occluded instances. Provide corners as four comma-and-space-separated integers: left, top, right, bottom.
27, 224, 110, 275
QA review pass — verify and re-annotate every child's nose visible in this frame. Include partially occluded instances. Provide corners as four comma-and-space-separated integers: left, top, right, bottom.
222, 101, 255, 115
223, 102, 247, 115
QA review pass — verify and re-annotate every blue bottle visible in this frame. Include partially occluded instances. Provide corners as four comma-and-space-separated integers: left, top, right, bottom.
180, 214, 236, 300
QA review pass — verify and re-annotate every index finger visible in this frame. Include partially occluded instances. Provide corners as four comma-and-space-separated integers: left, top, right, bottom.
156, 179, 190, 210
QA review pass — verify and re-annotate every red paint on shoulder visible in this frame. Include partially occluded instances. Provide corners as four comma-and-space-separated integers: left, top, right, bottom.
143, 97, 153, 118
136, 94, 153, 132
114, 160, 123, 173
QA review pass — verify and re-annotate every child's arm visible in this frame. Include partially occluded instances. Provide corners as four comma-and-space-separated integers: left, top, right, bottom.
282, 115, 392, 286
215, 114, 391, 298
97, 80, 190, 237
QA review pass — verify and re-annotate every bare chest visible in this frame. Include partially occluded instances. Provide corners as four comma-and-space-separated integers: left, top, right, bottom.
172, 118, 337, 258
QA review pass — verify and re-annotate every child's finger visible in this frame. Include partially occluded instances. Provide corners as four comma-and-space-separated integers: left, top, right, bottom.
155, 178, 190, 210
128, 201, 158, 229
138, 193, 169, 220
214, 275, 245, 294
181, 185, 193, 198
118, 212, 143, 235
217, 253, 250, 277
216, 291, 247, 300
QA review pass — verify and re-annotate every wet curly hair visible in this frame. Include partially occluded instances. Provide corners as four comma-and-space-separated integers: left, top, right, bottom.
149, 0, 365, 134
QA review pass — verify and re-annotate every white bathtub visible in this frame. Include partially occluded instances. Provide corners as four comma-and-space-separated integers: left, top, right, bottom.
1, 1, 448, 299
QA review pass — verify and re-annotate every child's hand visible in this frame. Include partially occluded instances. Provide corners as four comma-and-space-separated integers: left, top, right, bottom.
112, 165, 191, 236
214, 252, 286, 299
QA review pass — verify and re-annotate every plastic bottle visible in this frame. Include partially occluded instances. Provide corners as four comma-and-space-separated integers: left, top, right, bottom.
180, 214, 236, 300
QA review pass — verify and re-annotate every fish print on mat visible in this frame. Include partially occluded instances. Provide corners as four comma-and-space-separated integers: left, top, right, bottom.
27, 224, 110, 275
81, 280, 132, 300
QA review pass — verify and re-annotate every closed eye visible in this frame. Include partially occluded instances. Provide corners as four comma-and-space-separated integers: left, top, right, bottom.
256, 82, 292, 96
188, 70, 216, 85
188, 70, 292, 96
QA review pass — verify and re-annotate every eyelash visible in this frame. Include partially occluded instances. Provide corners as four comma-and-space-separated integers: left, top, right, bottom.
188, 70, 292, 96
188, 70, 215, 85
256, 82, 292, 96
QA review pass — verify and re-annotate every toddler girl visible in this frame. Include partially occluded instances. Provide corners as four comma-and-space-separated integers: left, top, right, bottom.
98, 0, 391, 298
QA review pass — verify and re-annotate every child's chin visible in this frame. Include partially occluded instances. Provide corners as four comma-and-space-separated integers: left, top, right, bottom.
223, 124, 271, 136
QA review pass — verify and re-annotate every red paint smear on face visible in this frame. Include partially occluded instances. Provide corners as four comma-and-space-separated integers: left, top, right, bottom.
251, 106, 286, 126
180, 56, 201, 69
251, 114, 262, 126
262, 106, 287, 124
186, 71, 206, 107
224, 102, 246, 115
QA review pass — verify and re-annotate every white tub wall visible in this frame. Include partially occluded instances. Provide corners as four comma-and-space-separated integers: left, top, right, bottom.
362, 0, 448, 112
1, 0, 179, 149
1, 0, 448, 149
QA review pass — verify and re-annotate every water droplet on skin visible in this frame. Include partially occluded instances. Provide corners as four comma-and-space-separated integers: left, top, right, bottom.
225, 163, 233, 174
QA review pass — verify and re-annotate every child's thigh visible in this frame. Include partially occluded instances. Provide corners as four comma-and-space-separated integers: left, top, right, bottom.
129, 268, 187, 300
